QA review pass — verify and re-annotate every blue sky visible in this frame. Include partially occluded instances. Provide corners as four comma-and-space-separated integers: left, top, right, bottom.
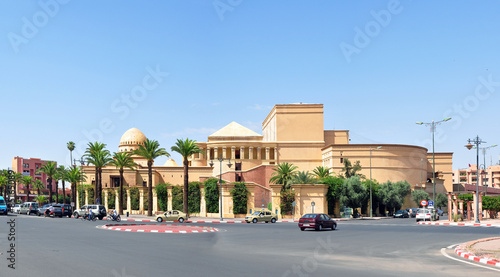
1, 0, 499, 172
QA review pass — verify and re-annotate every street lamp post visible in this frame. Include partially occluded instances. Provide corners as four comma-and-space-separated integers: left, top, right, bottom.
209, 156, 232, 221
416, 117, 451, 220
369, 146, 382, 218
465, 136, 486, 223
74, 157, 85, 210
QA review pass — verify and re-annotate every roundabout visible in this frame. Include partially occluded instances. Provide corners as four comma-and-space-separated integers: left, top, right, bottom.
98, 223, 219, 233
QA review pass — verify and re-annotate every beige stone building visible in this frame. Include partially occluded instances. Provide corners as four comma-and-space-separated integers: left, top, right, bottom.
79, 103, 454, 217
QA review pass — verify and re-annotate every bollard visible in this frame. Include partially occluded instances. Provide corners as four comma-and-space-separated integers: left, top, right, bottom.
126, 211, 129, 217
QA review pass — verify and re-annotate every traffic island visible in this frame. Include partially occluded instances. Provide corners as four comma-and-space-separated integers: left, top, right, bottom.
98, 223, 219, 233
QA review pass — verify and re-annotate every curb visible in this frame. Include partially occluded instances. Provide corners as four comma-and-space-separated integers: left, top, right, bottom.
417, 222, 496, 227
455, 243, 500, 268
99, 223, 220, 233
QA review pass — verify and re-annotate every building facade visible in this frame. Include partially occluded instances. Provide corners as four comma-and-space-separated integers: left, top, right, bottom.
11, 157, 57, 201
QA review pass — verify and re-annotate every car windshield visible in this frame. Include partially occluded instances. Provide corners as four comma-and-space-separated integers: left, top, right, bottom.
302, 214, 317, 218
252, 211, 261, 215
0, 199, 5, 205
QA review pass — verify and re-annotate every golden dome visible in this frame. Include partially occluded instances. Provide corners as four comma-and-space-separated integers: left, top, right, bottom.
119, 128, 146, 148
163, 158, 178, 167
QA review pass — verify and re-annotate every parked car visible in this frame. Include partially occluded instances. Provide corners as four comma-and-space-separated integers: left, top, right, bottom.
60, 204, 73, 218
37, 204, 52, 216
11, 204, 21, 214
435, 208, 444, 217
19, 202, 39, 215
0, 196, 8, 215
245, 209, 278, 223
155, 210, 187, 223
73, 205, 107, 220
416, 208, 439, 222
45, 204, 63, 218
298, 213, 337, 231
394, 210, 409, 218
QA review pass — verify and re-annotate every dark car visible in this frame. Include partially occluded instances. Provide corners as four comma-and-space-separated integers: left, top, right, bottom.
394, 210, 409, 218
60, 204, 73, 218
45, 204, 63, 218
298, 213, 337, 231
37, 204, 51, 216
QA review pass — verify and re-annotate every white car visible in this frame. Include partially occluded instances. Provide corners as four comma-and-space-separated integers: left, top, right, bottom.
11, 204, 21, 214
416, 208, 439, 222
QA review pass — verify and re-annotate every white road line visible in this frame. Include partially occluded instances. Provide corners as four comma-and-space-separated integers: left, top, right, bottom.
440, 246, 500, 272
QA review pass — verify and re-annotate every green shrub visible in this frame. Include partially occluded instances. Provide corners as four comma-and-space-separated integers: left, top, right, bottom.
129, 187, 139, 210
231, 182, 248, 214
188, 182, 201, 213
172, 186, 183, 211
155, 183, 169, 211
107, 190, 116, 209
204, 178, 220, 213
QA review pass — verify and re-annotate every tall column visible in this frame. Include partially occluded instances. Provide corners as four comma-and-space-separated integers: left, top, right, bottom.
274, 147, 278, 161
231, 146, 236, 160
85, 189, 89, 205
472, 192, 478, 222
167, 186, 173, 211
206, 147, 211, 160
222, 147, 227, 159
447, 193, 452, 221
76, 189, 80, 210
453, 193, 458, 216
126, 188, 131, 215
139, 188, 144, 213
265, 147, 270, 160
240, 146, 245, 160
458, 200, 464, 216
104, 190, 108, 210
257, 147, 262, 160
249, 147, 254, 160
214, 147, 218, 159
479, 194, 483, 221
153, 189, 158, 214
115, 188, 120, 214
200, 185, 206, 217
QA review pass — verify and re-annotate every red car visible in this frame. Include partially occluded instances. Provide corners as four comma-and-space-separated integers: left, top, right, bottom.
298, 213, 337, 231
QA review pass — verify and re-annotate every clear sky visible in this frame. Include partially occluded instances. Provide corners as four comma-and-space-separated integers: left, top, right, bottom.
1, 0, 499, 173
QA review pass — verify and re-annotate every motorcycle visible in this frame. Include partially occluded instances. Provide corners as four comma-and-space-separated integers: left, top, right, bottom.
81, 213, 97, 221
107, 213, 121, 222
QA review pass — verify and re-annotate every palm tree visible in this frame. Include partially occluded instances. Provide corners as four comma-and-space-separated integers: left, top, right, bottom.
293, 171, 316, 184
269, 162, 298, 191
13, 172, 23, 203
0, 175, 7, 199
20, 176, 33, 202
312, 166, 331, 179
67, 141, 75, 167
171, 138, 203, 216
134, 139, 170, 216
109, 152, 137, 215
84, 142, 111, 204
67, 166, 87, 207
37, 161, 57, 203
56, 166, 69, 204
32, 179, 45, 197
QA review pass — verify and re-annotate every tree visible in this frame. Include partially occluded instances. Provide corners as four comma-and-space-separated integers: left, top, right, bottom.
134, 138, 170, 216
155, 183, 169, 211
20, 176, 33, 202
340, 158, 365, 179
379, 180, 411, 214
339, 176, 367, 213
109, 152, 137, 215
292, 171, 316, 184
231, 182, 249, 214
269, 162, 298, 191
37, 161, 57, 203
435, 193, 448, 209
32, 179, 45, 197
85, 142, 112, 204
35, 195, 47, 205
13, 172, 22, 203
204, 178, 220, 213
312, 166, 331, 179
0, 175, 7, 199
318, 176, 344, 215
411, 190, 430, 208
67, 141, 75, 167
67, 166, 86, 206
171, 138, 202, 217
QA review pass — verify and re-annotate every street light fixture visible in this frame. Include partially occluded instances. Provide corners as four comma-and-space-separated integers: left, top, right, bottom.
74, 157, 85, 209
416, 117, 451, 220
465, 135, 486, 223
209, 156, 232, 221
369, 146, 382, 218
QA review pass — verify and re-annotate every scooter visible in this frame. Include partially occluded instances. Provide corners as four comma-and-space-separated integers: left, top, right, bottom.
107, 213, 121, 222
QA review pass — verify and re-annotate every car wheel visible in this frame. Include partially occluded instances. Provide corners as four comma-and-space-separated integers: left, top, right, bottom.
265, 221, 269, 223
300, 228, 305, 231
157, 217, 163, 223
331, 223, 337, 231
116, 215, 121, 222
99, 216, 103, 220
317, 224, 323, 231
252, 218, 258, 223
271, 218, 276, 223
179, 218, 185, 223
74, 212, 79, 219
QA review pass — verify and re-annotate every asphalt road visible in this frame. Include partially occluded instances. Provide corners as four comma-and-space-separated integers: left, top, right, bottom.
1, 214, 499, 277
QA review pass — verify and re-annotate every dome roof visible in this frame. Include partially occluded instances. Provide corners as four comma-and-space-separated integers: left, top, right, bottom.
163, 158, 178, 166
119, 128, 147, 146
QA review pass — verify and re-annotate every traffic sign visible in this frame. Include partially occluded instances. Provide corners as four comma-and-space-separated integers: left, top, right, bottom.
428, 200, 434, 207
420, 200, 427, 207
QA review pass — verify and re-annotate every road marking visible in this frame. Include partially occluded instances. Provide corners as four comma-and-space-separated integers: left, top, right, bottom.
441, 246, 500, 272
